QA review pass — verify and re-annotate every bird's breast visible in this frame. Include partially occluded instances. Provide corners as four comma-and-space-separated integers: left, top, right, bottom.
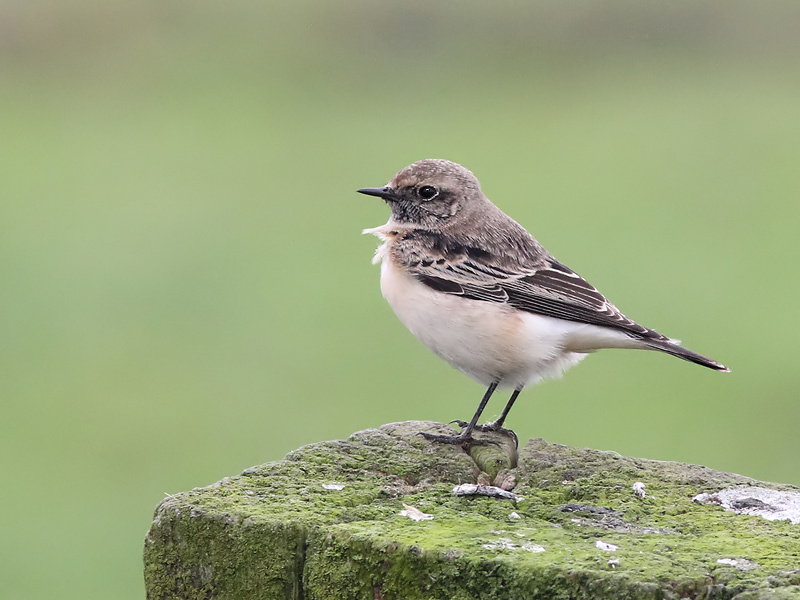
380, 257, 560, 387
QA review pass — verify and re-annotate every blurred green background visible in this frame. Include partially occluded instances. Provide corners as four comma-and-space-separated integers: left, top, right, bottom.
2, 1, 799, 598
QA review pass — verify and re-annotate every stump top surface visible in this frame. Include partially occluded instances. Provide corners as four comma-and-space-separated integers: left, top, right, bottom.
145, 421, 800, 600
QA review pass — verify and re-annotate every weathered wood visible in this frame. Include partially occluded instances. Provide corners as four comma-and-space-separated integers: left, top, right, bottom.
144, 421, 800, 599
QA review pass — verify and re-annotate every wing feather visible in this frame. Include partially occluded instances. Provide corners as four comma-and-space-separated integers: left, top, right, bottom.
402, 237, 665, 340
387, 229, 727, 370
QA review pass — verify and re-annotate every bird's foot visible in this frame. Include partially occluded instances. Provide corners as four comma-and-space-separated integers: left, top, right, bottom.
419, 431, 493, 447
449, 419, 511, 435
449, 420, 519, 448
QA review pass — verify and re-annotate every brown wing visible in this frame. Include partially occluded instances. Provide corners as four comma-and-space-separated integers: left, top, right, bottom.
396, 229, 665, 340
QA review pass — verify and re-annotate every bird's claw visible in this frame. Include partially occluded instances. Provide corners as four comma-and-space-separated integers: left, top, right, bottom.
419, 431, 493, 447
445, 420, 519, 448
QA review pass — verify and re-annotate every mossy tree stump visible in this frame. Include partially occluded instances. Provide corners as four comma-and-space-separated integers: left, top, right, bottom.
144, 421, 800, 599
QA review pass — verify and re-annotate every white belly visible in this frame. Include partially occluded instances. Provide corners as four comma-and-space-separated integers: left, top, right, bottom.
377, 258, 620, 389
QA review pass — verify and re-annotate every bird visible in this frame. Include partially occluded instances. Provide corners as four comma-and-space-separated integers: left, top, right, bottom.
358, 159, 729, 446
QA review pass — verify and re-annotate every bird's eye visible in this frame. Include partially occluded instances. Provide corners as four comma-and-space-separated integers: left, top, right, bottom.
418, 185, 438, 200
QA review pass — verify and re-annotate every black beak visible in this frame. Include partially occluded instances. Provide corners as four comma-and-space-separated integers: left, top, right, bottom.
357, 186, 397, 200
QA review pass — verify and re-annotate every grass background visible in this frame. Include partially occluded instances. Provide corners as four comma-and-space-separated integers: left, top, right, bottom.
1, 1, 799, 598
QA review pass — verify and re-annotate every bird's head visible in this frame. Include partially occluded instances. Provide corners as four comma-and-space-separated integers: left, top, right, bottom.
358, 159, 486, 229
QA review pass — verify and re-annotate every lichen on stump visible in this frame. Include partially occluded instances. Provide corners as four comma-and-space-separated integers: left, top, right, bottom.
144, 421, 800, 600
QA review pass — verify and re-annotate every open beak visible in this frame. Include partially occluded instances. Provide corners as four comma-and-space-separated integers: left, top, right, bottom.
357, 186, 397, 201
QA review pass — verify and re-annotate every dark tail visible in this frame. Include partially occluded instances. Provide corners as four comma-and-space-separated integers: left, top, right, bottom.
640, 337, 730, 372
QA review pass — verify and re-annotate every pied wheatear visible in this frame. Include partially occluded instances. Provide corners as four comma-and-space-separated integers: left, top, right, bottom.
359, 159, 728, 446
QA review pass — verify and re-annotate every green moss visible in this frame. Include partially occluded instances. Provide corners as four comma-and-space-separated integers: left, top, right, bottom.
144, 422, 800, 599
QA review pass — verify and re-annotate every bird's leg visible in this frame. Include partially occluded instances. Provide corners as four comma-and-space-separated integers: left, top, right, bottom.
479, 388, 522, 447
449, 388, 521, 448
452, 388, 521, 431
483, 388, 522, 430
421, 382, 498, 446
